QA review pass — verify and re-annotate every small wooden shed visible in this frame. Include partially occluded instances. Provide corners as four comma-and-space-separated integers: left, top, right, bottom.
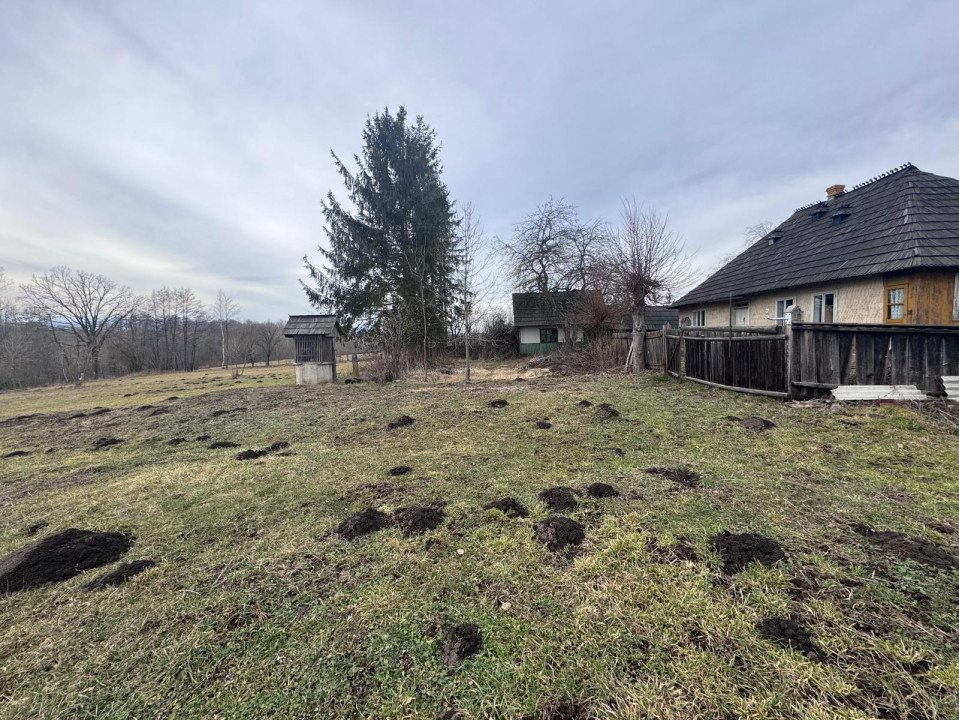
283, 315, 342, 384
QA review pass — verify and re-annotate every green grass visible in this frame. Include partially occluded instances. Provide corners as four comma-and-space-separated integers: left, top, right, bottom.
0, 362, 957, 719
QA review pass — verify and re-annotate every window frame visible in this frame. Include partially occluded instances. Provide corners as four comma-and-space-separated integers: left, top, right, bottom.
539, 327, 559, 344
691, 309, 706, 327
775, 297, 796, 326
884, 283, 908, 324
733, 302, 750, 327
810, 290, 838, 323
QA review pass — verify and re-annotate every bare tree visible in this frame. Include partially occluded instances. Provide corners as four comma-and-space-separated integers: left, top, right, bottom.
213, 290, 239, 368
499, 197, 580, 293
255, 321, 284, 366
604, 201, 695, 372
456, 203, 494, 383
744, 221, 774, 244
20, 267, 138, 379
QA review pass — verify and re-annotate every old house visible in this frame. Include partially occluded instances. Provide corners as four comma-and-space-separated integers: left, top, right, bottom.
283, 315, 342, 384
674, 164, 959, 327
512, 291, 678, 354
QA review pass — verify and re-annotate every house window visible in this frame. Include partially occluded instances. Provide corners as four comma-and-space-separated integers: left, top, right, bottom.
539, 327, 558, 344
811, 292, 836, 323
733, 302, 749, 326
953, 274, 959, 320
886, 286, 906, 322
775, 298, 795, 326
692, 310, 706, 327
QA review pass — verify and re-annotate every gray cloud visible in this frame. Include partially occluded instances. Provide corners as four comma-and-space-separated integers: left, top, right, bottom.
2, 0, 958, 318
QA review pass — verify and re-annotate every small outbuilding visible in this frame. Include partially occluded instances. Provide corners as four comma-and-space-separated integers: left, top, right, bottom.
283, 315, 342, 384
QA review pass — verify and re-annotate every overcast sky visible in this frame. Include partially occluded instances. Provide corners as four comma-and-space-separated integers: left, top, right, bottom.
2, 0, 958, 319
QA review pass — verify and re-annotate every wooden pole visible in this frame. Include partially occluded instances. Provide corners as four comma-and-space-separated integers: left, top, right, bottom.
352, 353, 359, 379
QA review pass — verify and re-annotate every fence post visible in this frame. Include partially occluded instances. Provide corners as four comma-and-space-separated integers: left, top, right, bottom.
785, 306, 801, 399
679, 326, 686, 381
662, 323, 670, 377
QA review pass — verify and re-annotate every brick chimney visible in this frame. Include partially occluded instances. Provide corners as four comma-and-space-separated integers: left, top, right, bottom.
826, 184, 845, 199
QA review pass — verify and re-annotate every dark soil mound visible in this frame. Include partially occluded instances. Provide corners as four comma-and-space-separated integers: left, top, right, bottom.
4, 450, 30, 458
337, 508, 392, 540
195, 434, 211, 441
267, 441, 290, 452
0, 528, 133, 594
577, 400, 593, 408
488, 399, 509, 408
534, 516, 585, 551
236, 449, 268, 461
756, 617, 824, 660
535, 420, 552, 429
211, 409, 229, 417
83, 560, 156, 591
484, 497, 529, 518
389, 465, 412, 476
596, 403, 620, 419
710, 531, 785, 573
388, 415, 415, 430
344, 377, 362, 384
648, 536, 700, 563
442, 623, 482, 667
724, 415, 742, 422
585, 482, 619, 498
167, 438, 187, 446
741, 416, 776, 432
25, 521, 48, 536
92, 437, 123, 451
539, 487, 578, 512
608, 447, 625, 456
88, 408, 111, 417
137, 405, 155, 411
208, 441, 240, 449
646, 467, 700, 488
853, 525, 958, 570
148, 407, 170, 417
394, 506, 445, 535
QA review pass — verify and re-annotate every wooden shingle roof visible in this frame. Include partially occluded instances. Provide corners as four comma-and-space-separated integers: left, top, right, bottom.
675, 164, 959, 306
283, 315, 342, 337
512, 291, 586, 326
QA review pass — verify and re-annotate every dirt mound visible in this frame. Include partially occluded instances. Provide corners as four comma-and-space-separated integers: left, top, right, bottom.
853, 525, 958, 570
211, 407, 246, 418
388, 415, 415, 430
648, 536, 699, 563
394, 506, 445, 535
83, 560, 156, 591
484, 497, 529, 518
596, 403, 620, 419
344, 377, 362, 385
92, 437, 123, 451
147, 407, 170, 417
741, 416, 776, 432
756, 617, 824, 660
4, 450, 30, 458
167, 438, 187, 446
534, 516, 585, 551
607, 447, 625, 457
539, 487, 578, 512
442, 623, 482, 667
194, 434, 211, 441
488, 399, 509, 408
389, 465, 412, 476
576, 400, 593, 408
208, 441, 239, 449
646, 467, 700, 488
585, 482, 619, 498
267, 441, 290, 452
710, 531, 785, 573
0, 528, 133, 594
25, 521, 48, 536
535, 420, 552, 429
337, 508, 392, 540
236, 449, 267, 461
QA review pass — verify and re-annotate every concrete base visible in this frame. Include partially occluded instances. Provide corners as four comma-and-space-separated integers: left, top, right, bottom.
294, 362, 335, 384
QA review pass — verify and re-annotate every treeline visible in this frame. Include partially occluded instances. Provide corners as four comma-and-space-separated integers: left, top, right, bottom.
0, 267, 291, 390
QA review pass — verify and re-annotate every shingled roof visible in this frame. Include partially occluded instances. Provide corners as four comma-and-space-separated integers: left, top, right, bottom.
283, 315, 342, 337
512, 291, 587, 326
675, 164, 959, 306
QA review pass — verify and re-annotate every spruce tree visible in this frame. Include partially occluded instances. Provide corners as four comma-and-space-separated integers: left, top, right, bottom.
303, 107, 459, 356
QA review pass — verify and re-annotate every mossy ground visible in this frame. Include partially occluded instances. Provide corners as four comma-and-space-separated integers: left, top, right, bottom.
0, 361, 957, 719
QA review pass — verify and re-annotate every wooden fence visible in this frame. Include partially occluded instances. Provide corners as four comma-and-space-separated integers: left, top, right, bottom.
657, 320, 959, 399
790, 323, 959, 396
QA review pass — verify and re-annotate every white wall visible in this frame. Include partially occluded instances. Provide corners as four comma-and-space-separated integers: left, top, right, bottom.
518, 326, 583, 343
295, 362, 335, 384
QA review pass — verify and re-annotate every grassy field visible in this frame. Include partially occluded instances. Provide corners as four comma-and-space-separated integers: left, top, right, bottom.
0, 361, 957, 719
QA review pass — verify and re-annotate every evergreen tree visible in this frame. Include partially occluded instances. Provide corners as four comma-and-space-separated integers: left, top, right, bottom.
303, 107, 459, 355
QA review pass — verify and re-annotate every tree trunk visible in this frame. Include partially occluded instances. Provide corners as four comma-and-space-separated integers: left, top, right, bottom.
631, 308, 644, 373
420, 275, 428, 381
220, 322, 227, 368
465, 303, 471, 383
90, 344, 100, 379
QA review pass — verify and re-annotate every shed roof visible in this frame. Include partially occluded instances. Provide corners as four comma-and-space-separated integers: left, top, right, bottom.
609, 307, 680, 331
674, 164, 959, 306
512, 291, 587, 326
283, 315, 342, 337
